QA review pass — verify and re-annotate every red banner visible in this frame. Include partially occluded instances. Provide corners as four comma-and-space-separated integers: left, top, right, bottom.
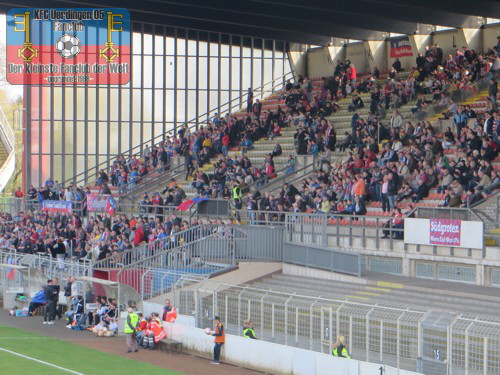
390, 37, 413, 58
429, 219, 461, 246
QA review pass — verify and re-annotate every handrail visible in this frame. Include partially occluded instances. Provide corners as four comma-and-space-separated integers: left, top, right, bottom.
242, 158, 316, 195
119, 160, 185, 198
0, 104, 16, 193
62, 71, 294, 188
0, 105, 14, 153
90, 223, 205, 269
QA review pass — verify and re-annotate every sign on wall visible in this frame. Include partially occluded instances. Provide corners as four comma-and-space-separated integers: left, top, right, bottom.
7, 8, 130, 85
390, 37, 413, 58
404, 218, 483, 249
429, 219, 461, 246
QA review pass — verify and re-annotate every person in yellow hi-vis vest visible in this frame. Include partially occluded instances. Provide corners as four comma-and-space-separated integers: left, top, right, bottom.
331, 335, 350, 359
124, 308, 139, 353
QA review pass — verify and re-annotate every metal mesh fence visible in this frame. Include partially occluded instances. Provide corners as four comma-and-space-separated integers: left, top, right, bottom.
173, 279, 500, 374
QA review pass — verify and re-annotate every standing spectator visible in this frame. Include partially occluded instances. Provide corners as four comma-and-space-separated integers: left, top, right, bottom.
392, 58, 402, 72
54, 238, 66, 270
143, 145, 151, 166
246, 87, 253, 113
390, 109, 403, 129
44, 279, 55, 324
210, 316, 225, 365
489, 79, 498, 111
125, 308, 140, 353
52, 277, 62, 321
14, 187, 23, 198
63, 276, 73, 308
453, 107, 468, 138
252, 99, 262, 117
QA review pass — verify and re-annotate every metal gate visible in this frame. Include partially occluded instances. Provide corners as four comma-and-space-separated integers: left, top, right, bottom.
418, 311, 458, 375
234, 226, 284, 260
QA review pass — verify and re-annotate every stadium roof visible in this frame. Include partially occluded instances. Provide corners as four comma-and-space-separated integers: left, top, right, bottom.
2, 0, 500, 45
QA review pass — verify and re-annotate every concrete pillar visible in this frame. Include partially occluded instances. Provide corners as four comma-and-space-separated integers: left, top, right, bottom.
402, 257, 412, 277
476, 264, 485, 286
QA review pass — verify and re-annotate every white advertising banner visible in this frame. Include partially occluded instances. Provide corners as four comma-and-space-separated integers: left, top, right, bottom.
404, 218, 484, 249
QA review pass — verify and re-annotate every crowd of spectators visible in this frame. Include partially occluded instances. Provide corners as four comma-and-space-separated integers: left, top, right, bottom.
236, 45, 500, 226
7, 43, 500, 237
0, 206, 236, 266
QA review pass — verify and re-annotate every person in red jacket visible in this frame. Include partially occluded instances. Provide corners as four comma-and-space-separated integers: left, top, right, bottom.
14, 187, 24, 198
161, 299, 177, 323
222, 134, 230, 156
143, 316, 166, 349
133, 224, 145, 246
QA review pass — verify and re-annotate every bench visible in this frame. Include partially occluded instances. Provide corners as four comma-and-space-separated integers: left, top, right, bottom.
159, 338, 183, 354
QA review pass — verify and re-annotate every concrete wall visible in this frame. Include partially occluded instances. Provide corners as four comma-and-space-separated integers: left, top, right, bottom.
463, 28, 483, 52
288, 47, 307, 78
307, 47, 336, 78
433, 29, 467, 58
163, 320, 422, 375
483, 24, 500, 52
345, 42, 370, 74
366, 41, 386, 73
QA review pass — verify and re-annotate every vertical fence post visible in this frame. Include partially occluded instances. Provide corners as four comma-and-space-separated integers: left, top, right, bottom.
225, 295, 228, 328
396, 310, 405, 369
483, 336, 488, 375
465, 326, 469, 375
295, 307, 299, 344
348, 315, 353, 353
380, 320, 384, 362
260, 293, 266, 340
366, 307, 374, 362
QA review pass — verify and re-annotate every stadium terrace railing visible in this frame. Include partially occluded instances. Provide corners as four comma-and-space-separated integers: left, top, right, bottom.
116, 228, 242, 302
62, 72, 294, 188
0, 197, 87, 217
415, 77, 489, 122
0, 248, 91, 280
174, 279, 500, 375
140, 270, 210, 301
241, 157, 317, 196
90, 224, 207, 269
116, 159, 185, 198
229, 208, 500, 255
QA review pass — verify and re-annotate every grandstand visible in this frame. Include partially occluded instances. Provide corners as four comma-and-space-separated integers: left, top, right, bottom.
1, 1, 500, 375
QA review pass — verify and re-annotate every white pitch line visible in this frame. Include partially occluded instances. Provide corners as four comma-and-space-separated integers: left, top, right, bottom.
0, 347, 84, 375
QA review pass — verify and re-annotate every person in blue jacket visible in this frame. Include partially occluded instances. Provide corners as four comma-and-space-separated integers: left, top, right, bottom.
28, 288, 46, 316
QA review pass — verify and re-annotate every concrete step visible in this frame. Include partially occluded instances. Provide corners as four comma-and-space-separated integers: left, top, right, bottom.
254, 274, 500, 317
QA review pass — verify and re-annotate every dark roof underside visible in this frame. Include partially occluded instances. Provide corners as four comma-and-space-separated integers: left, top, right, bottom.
1, 0, 499, 45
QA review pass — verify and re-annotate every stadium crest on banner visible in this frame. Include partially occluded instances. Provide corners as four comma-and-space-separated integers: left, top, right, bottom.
6, 8, 130, 85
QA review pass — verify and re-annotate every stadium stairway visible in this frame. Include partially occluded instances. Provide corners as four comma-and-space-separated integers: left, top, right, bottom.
486, 228, 500, 246
0, 140, 7, 167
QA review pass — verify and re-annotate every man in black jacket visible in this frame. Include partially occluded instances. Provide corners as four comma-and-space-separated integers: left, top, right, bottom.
44, 279, 55, 324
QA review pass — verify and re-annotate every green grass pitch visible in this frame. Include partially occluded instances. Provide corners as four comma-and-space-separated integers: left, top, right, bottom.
0, 325, 183, 375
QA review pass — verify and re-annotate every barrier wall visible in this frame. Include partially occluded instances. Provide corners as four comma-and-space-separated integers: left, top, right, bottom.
404, 218, 484, 249
162, 319, 422, 375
